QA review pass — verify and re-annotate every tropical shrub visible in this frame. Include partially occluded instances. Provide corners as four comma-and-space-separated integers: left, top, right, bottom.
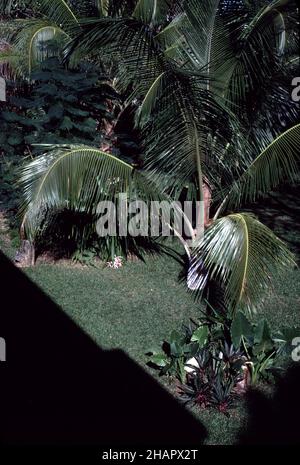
0, 57, 118, 157
0, 56, 119, 236
148, 308, 300, 414
179, 346, 242, 416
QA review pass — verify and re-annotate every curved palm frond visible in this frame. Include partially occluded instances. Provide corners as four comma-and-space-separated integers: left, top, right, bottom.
217, 124, 300, 214
133, 0, 170, 26
155, 0, 234, 84
241, 0, 290, 43
225, 0, 295, 113
135, 70, 166, 127
190, 212, 295, 314
163, 0, 296, 121
97, 0, 109, 17
13, 20, 68, 75
65, 15, 166, 98
0, 16, 70, 76
18, 144, 167, 241
0, 0, 13, 15
28, 0, 79, 34
141, 66, 251, 199
179, 0, 224, 71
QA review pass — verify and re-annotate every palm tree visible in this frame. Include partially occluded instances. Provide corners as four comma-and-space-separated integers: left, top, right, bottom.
2, 0, 299, 313
63, 0, 299, 234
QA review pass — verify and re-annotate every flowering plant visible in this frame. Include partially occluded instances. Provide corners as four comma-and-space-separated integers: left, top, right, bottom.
106, 256, 123, 269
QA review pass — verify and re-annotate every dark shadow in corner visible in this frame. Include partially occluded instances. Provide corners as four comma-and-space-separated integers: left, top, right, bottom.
237, 363, 300, 445
244, 183, 300, 260
0, 250, 207, 446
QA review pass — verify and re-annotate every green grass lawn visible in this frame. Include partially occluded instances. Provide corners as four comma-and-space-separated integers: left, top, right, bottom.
1, 186, 299, 445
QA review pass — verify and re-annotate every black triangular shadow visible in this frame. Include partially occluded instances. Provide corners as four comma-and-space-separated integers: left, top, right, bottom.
237, 363, 300, 445
0, 250, 207, 446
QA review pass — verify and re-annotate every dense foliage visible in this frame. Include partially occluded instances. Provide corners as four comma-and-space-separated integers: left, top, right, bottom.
148, 308, 300, 414
0, 58, 118, 156
0, 0, 299, 313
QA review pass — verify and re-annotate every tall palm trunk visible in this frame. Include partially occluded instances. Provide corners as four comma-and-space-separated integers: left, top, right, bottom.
193, 123, 212, 245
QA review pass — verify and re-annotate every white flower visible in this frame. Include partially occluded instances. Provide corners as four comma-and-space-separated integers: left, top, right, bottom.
106, 256, 123, 269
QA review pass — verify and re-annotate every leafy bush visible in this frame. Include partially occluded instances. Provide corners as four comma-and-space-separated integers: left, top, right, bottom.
179, 345, 242, 416
0, 57, 119, 158
0, 57, 150, 261
148, 323, 203, 383
0, 57, 123, 252
0, 153, 21, 229
148, 307, 300, 415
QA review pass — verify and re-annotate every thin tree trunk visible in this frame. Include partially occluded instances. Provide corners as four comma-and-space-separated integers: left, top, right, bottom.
15, 239, 35, 267
15, 220, 35, 267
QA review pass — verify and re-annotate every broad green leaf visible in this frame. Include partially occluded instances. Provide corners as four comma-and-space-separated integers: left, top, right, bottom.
48, 103, 64, 120
60, 116, 73, 130
7, 133, 23, 146
149, 353, 168, 367
277, 327, 300, 356
231, 310, 254, 348
170, 342, 183, 358
253, 320, 274, 354
191, 325, 209, 347
169, 330, 185, 345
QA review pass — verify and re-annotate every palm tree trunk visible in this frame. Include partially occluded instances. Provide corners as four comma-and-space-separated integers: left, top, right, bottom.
193, 123, 212, 245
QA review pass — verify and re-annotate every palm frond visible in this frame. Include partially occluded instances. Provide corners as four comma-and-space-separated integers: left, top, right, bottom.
141, 67, 250, 199
11, 20, 68, 75
65, 16, 166, 97
241, 0, 290, 44
18, 144, 166, 241
218, 124, 300, 213
190, 212, 296, 314
181, 0, 223, 70
0, 0, 13, 15
135, 70, 166, 127
98, 0, 109, 17
224, 0, 295, 114
28, 0, 79, 33
155, 12, 186, 48
133, 0, 170, 26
